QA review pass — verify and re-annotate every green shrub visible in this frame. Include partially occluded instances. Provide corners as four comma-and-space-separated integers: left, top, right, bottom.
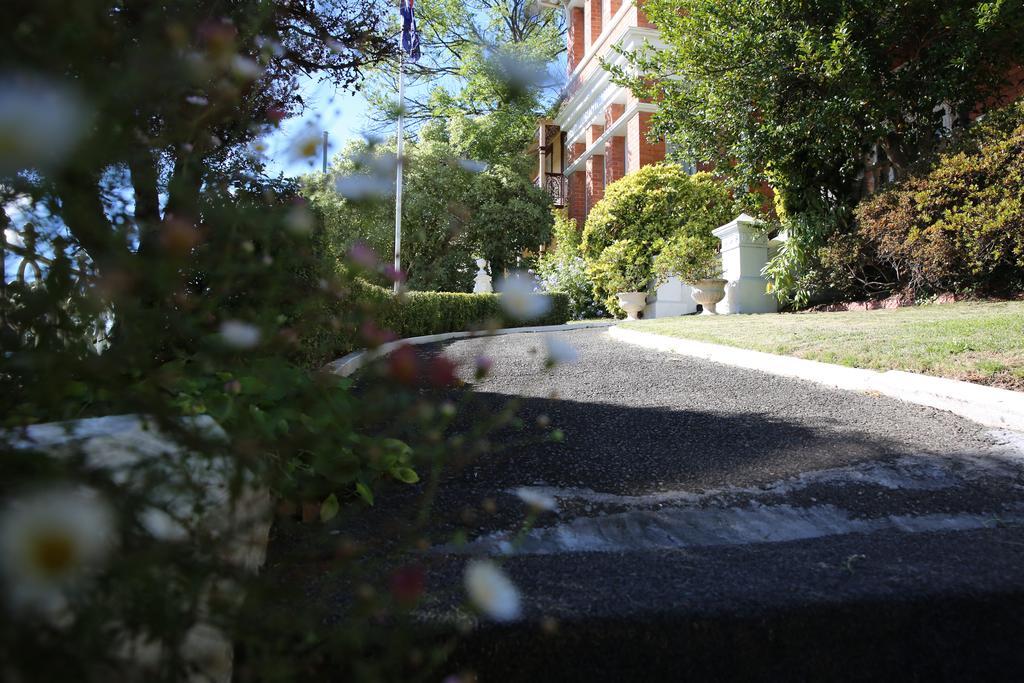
535, 210, 607, 319
588, 240, 651, 316
652, 233, 722, 284
854, 100, 1024, 295
581, 164, 737, 311
549, 207, 582, 253
330, 280, 570, 356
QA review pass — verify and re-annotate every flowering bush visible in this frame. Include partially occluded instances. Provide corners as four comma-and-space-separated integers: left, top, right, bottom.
535, 253, 606, 320
0, 1, 564, 679
534, 210, 606, 320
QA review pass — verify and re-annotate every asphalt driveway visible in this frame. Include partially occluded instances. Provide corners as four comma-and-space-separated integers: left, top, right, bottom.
268, 327, 1024, 680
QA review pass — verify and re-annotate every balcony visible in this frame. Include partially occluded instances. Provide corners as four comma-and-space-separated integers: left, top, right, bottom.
543, 173, 568, 208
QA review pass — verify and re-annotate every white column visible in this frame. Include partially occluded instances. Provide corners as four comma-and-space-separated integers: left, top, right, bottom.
711, 213, 778, 314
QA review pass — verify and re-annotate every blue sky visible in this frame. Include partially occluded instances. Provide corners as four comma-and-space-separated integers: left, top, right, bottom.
263, 52, 569, 179
262, 74, 378, 178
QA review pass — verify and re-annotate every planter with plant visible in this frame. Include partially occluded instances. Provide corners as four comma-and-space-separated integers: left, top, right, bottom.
581, 165, 740, 314
588, 239, 651, 319
653, 234, 728, 314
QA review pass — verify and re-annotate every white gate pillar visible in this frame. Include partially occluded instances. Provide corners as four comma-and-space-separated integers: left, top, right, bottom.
711, 213, 777, 314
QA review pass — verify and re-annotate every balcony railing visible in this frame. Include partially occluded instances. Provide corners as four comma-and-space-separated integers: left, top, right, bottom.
544, 173, 568, 208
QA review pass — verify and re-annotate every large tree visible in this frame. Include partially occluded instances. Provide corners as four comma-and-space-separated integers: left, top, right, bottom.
304, 128, 553, 291
612, 0, 1024, 303
363, 0, 564, 130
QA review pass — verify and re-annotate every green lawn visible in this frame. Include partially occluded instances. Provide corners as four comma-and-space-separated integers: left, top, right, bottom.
622, 301, 1024, 390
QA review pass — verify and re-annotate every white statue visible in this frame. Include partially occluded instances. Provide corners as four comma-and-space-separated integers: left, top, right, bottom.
473, 258, 493, 294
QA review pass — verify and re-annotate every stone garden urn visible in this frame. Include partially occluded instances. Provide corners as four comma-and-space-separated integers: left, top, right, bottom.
616, 291, 648, 321
690, 278, 728, 315
473, 258, 493, 294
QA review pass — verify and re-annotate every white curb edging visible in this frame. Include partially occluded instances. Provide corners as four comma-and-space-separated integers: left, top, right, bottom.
608, 326, 1024, 432
324, 321, 615, 377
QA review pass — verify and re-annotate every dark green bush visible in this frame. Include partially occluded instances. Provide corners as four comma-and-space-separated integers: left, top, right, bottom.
853, 100, 1024, 295
327, 279, 570, 358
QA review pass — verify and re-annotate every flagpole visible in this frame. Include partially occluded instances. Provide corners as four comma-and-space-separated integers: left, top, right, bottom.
393, 51, 405, 295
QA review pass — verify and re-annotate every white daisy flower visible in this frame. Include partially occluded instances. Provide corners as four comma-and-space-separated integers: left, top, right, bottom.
218, 320, 261, 350
544, 335, 579, 365
284, 205, 315, 235
498, 272, 550, 322
290, 130, 321, 160
335, 174, 392, 201
464, 560, 521, 622
0, 489, 116, 613
514, 487, 558, 513
255, 36, 285, 58
485, 52, 547, 97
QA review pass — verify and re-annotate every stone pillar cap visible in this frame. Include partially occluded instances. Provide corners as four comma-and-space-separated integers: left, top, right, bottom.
712, 213, 763, 237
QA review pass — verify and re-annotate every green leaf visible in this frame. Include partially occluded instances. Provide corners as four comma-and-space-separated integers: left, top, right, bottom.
355, 481, 374, 506
391, 467, 420, 484
380, 438, 412, 460
320, 494, 340, 522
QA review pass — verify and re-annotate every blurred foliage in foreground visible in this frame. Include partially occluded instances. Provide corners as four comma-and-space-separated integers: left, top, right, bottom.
0, 0, 560, 679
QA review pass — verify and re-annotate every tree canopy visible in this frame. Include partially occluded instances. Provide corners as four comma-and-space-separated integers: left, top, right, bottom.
363, 0, 565, 129
304, 133, 553, 292
616, 0, 1024, 214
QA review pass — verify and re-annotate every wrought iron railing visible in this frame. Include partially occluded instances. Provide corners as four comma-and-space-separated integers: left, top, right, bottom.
544, 173, 568, 208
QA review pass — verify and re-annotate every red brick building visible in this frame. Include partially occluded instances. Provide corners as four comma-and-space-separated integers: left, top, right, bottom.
530, 0, 667, 227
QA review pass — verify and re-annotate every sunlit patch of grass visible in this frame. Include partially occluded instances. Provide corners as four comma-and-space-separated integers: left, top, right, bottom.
623, 301, 1024, 390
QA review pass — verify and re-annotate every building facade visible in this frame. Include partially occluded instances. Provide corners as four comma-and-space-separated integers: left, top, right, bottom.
532, 2, 1024, 229
531, 0, 666, 228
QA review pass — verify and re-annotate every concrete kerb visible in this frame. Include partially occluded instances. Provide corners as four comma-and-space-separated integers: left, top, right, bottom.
608, 326, 1024, 433
323, 321, 616, 378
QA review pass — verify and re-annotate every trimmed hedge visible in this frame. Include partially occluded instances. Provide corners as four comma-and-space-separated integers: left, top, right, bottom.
326, 279, 570, 359
384, 289, 570, 337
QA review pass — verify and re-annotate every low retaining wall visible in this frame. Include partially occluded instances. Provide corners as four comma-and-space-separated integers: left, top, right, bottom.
810, 292, 967, 313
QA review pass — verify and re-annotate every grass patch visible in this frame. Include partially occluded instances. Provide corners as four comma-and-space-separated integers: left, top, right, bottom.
622, 301, 1024, 390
